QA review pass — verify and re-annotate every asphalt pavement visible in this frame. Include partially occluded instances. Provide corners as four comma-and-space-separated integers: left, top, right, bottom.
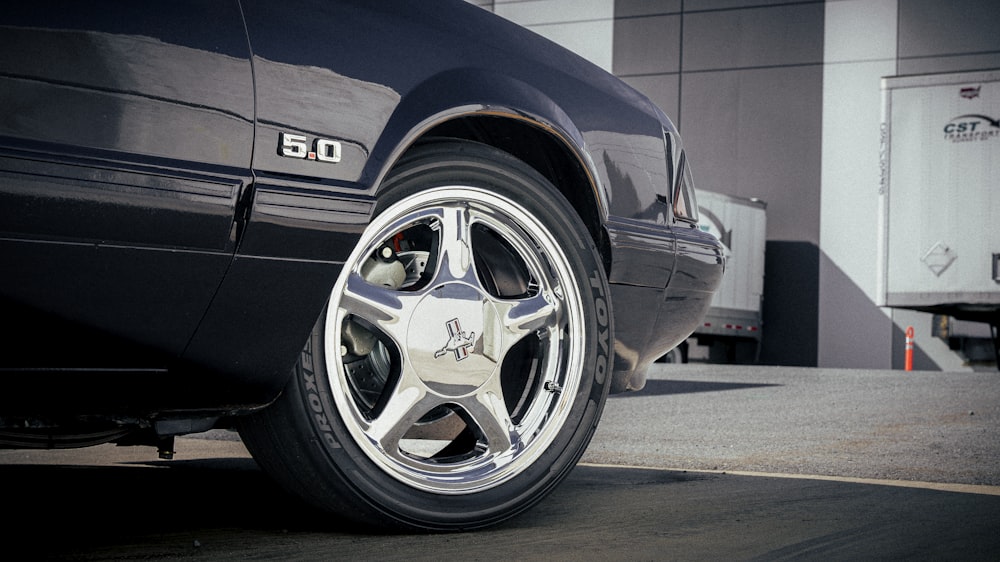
2, 364, 998, 560
584, 364, 1000, 487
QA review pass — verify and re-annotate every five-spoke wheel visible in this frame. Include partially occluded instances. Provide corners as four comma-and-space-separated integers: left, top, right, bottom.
239, 140, 612, 530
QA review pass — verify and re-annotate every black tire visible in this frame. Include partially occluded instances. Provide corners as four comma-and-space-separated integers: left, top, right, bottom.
657, 341, 688, 364
238, 140, 613, 531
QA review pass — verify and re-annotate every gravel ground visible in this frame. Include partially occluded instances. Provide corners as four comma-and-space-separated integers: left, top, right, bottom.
582, 364, 1000, 486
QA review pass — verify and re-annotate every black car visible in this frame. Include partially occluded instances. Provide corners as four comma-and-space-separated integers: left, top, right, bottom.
0, 1, 723, 530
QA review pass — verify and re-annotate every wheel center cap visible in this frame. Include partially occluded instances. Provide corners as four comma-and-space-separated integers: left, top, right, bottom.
407, 283, 502, 396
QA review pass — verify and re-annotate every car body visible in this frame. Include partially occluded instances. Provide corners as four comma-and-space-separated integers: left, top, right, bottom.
0, 1, 723, 529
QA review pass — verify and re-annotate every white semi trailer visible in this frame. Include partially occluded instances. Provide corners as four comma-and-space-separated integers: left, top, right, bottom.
663, 191, 766, 363
878, 69, 1000, 366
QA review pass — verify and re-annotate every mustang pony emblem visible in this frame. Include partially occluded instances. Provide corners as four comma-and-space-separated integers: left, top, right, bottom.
434, 318, 476, 361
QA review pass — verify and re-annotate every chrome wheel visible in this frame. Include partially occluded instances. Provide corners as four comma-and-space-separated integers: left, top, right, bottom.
328, 186, 585, 493
238, 141, 612, 530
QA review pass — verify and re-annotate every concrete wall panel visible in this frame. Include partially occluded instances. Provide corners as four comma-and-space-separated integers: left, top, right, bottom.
681, 65, 823, 244
683, 3, 824, 71
615, 0, 681, 18
613, 14, 681, 75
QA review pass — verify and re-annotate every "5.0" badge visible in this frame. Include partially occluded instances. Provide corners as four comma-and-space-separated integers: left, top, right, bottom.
278, 132, 342, 163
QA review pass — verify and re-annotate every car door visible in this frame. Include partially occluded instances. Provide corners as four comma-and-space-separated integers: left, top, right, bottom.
0, 2, 255, 370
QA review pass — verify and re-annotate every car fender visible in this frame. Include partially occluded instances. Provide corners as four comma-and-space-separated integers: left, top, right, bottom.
367, 68, 607, 217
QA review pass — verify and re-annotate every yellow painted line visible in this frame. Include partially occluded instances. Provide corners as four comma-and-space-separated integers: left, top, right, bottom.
579, 462, 1000, 497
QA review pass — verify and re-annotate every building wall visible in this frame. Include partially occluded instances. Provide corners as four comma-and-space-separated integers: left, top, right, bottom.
492, 0, 615, 72
818, 0, 898, 369
477, 0, 1000, 369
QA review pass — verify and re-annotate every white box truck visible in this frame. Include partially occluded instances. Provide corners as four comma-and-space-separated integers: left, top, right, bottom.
662, 191, 766, 363
878, 69, 1000, 365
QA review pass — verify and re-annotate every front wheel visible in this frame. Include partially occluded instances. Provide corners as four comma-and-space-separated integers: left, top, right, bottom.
238, 140, 613, 530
